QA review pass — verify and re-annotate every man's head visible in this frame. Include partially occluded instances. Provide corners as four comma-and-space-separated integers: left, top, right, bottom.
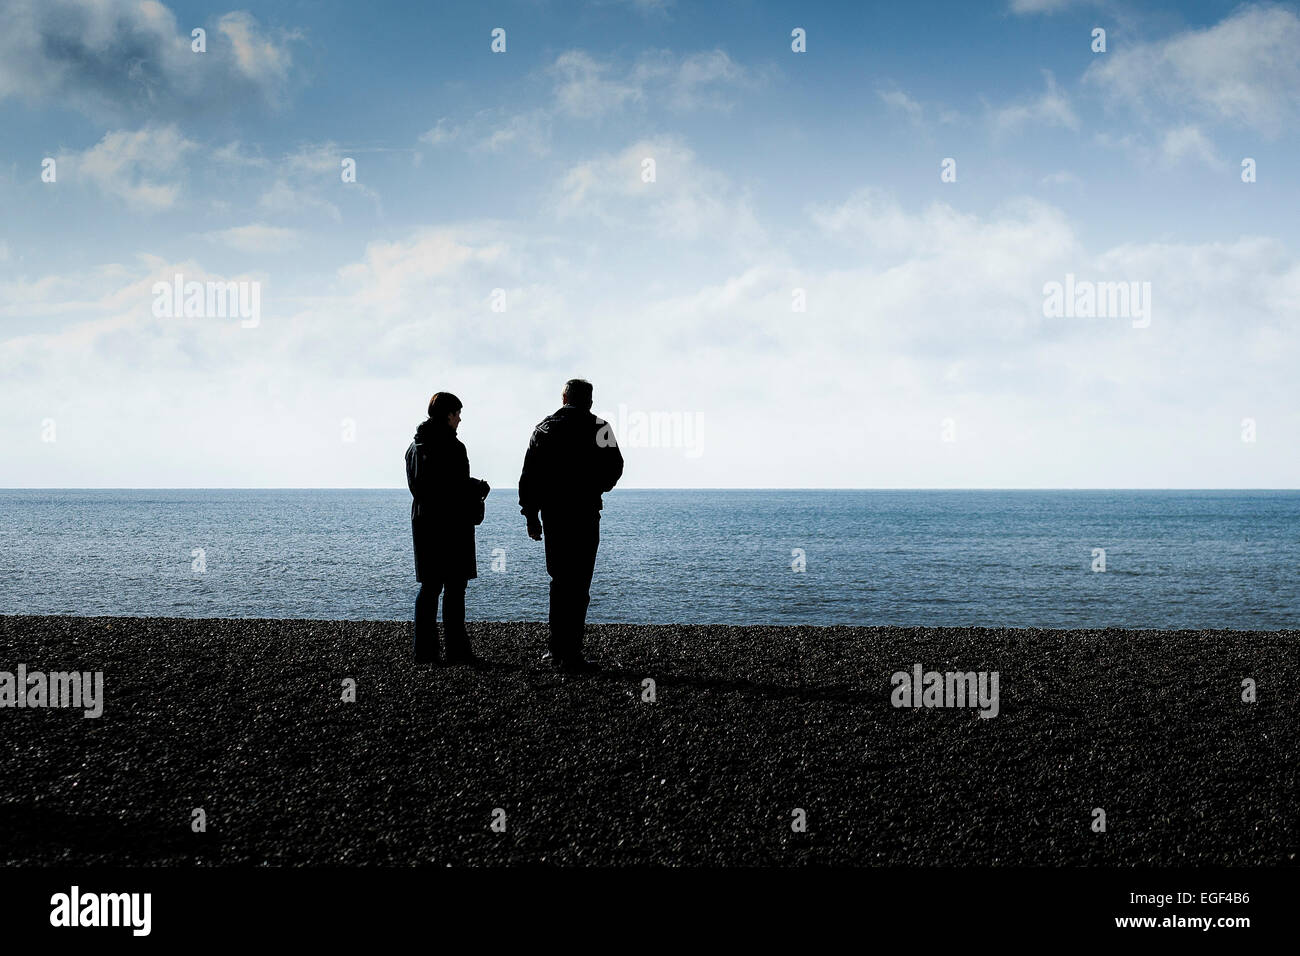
562, 378, 594, 410
428, 391, 463, 431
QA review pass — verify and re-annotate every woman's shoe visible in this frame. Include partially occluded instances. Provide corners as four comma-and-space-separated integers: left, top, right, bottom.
443, 623, 478, 665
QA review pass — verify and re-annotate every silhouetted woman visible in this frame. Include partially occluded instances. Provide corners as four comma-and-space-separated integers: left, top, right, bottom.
405, 391, 490, 665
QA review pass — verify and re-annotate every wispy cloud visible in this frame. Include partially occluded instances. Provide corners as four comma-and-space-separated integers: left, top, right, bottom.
990, 70, 1079, 132
1085, 4, 1300, 138
57, 126, 196, 211
551, 135, 766, 248
217, 11, 296, 93
551, 50, 645, 117
1007, 0, 1079, 13
258, 180, 342, 223
553, 47, 753, 115
5, 1, 1300, 488
1160, 124, 1221, 168
420, 47, 757, 156
200, 224, 302, 253
1041, 170, 1081, 186
879, 88, 924, 122
878, 86, 961, 126
8, 184, 1298, 486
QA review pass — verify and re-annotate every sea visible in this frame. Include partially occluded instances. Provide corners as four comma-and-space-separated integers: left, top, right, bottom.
0, 489, 1296, 629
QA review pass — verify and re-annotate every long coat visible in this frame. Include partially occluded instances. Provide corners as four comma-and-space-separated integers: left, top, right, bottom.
405, 419, 486, 582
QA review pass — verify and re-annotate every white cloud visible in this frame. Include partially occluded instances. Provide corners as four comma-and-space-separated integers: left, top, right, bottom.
551, 136, 766, 247
217, 11, 296, 91
418, 119, 458, 147
476, 110, 552, 156
284, 143, 345, 176
419, 48, 756, 156
1160, 124, 1221, 168
879, 89, 924, 122
565, 48, 752, 114
645, 48, 751, 112
418, 108, 551, 157
5, 155, 1299, 487
334, 228, 506, 317
0, 0, 299, 119
811, 188, 1078, 262
58, 126, 197, 211
1095, 123, 1225, 170
596, 0, 674, 12
552, 50, 643, 117
1085, 4, 1300, 137
258, 180, 342, 222
201, 224, 302, 253
211, 142, 271, 168
1008, 0, 1076, 13
877, 87, 961, 126
991, 70, 1079, 132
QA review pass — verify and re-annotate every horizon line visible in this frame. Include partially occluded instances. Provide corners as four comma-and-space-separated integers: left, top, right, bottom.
4, 487, 1300, 493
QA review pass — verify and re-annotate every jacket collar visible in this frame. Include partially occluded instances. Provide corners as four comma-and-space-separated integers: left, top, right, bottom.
414, 418, 455, 443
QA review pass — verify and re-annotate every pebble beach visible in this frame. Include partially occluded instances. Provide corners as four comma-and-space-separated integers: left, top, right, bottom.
1, 615, 1296, 866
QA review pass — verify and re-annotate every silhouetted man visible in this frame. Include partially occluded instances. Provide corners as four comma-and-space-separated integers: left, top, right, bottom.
519, 379, 624, 673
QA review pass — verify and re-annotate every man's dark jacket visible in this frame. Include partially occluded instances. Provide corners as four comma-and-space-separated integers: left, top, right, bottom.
519, 405, 624, 520
405, 418, 487, 582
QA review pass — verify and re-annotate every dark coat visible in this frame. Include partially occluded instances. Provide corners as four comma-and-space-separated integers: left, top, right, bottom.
405, 419, 488, 582
518, 405, 624, 520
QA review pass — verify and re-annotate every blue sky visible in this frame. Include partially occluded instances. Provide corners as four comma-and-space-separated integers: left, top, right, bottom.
2, 0, 1298, 487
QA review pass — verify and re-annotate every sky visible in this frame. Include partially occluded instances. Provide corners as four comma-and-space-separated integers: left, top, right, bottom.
1, 0, 1297, 488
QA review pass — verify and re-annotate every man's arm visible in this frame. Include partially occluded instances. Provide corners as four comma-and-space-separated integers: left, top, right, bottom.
519, 427, 546, 538
518, 433, 541, 520
595, 421, 624, 493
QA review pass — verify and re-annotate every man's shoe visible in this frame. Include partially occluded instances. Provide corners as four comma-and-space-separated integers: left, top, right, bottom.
445, 647, 481, 666
554, 656, 600, 674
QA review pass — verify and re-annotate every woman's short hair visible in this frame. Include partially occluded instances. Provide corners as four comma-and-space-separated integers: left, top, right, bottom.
428, 391, 463, 420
